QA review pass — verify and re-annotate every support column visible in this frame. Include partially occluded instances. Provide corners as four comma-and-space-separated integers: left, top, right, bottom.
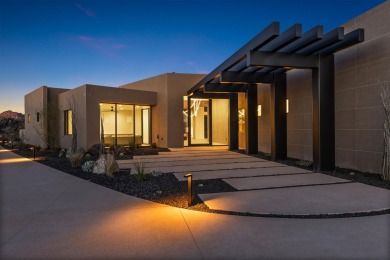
312, 54, 335, 171
229, 93, 238, 150
270, 73, 287, 161
246, 85, 258, 154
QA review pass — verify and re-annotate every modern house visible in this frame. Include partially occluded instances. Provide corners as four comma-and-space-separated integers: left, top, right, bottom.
23, 1, 389, 174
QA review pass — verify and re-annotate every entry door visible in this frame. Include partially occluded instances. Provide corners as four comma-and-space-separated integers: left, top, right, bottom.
190, 98, 210, 144
141, 109, 150, 144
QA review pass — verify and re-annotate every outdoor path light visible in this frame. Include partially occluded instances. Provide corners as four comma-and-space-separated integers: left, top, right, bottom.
184, 173, 193, 206
31, 147, 36, 160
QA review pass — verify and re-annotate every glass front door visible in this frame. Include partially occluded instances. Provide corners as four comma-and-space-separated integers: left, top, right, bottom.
190, 98, 209, 145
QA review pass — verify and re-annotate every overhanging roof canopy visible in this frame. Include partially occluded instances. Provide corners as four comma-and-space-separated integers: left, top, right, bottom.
188, 22, 364, 94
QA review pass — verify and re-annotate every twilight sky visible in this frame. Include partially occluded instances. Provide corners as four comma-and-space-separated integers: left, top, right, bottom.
0, 0, 385, 113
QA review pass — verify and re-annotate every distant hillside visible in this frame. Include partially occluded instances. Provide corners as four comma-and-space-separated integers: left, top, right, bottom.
0, 110, 24, 120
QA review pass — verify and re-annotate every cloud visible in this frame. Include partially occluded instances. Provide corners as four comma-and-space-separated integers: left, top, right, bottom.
76, 3, 95, 17
75, 35, 127, 58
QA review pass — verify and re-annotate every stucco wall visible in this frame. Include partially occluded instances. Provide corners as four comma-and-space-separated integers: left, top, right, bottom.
166, 73, 205, 147
24, 86, 47, 148
120, 73, 204, 148
257, 1, 389, 173
24, 86, 68, 149
58, 84, 157, 150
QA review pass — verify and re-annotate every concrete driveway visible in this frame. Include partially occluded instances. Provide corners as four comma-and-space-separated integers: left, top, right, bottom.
1, 146, 390, 259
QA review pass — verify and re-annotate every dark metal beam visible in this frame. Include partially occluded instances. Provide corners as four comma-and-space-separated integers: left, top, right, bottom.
246, 86, 258, 154
270, 73, 287, 161
228, 60, 247, 71
220, 71, 273, 84
229, 93, 238, 150
260, 24, 302, 52
312, 54, 335, 171
297, 27, 344, 54
317, 29, 364, 55
187, 22, 280, 94
247, 51, 318, 68
279, 25, 323, 53
191, 90, 231, 99
204, 83, 249, 93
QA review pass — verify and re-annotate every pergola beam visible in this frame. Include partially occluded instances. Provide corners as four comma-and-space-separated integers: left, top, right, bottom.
260, 23, 302, 52
317, 29, 364, 55
297, 27, 344, 54
247, 51, 318, 68
220, 71, 273, 84
279, 25, 323, 53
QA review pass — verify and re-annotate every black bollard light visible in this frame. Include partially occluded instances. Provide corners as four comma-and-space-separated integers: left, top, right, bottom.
184, 173, 193, 207
31, 147, 36, 160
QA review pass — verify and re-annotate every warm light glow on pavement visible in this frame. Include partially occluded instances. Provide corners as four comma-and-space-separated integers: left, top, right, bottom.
0, 158, 30, 164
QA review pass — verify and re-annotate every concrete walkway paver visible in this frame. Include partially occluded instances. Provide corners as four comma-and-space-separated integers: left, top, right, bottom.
224, 172, 351, 190
118, 156, 264, 168
1, 147, 390, 259
121, 160, 282, 173
199, 182, 390, 215
174, 166, 312, 181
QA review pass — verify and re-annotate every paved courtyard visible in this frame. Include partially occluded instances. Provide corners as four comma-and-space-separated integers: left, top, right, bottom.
119, 147, 390, 216
1, 146, 390, 259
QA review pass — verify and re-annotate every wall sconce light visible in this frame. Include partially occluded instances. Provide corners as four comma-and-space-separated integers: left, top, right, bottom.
286, 99, 289, 114
257, 105, 262, 116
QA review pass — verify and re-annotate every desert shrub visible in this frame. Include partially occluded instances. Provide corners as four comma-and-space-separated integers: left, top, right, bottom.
296, 160, 312, 168
132, 160, 148, 182
69, 151, 84, 168
82, 160, 95, 172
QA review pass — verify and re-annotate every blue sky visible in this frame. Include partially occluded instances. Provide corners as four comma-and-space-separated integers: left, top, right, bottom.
0, 0, 385, 113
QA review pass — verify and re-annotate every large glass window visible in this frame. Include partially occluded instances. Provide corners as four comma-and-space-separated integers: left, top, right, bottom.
117, 104, 134, 146
64, 110, 72, 135
100, 103, 150, 147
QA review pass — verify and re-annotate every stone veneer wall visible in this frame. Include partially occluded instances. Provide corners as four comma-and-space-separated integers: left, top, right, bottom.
257, 1, 389, 173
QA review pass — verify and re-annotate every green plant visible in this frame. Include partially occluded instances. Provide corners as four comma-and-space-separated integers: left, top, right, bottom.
82, 160, 95, 172
132, 160, 148, 182
296, 160, 312, 167
69, 151, 84, 168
